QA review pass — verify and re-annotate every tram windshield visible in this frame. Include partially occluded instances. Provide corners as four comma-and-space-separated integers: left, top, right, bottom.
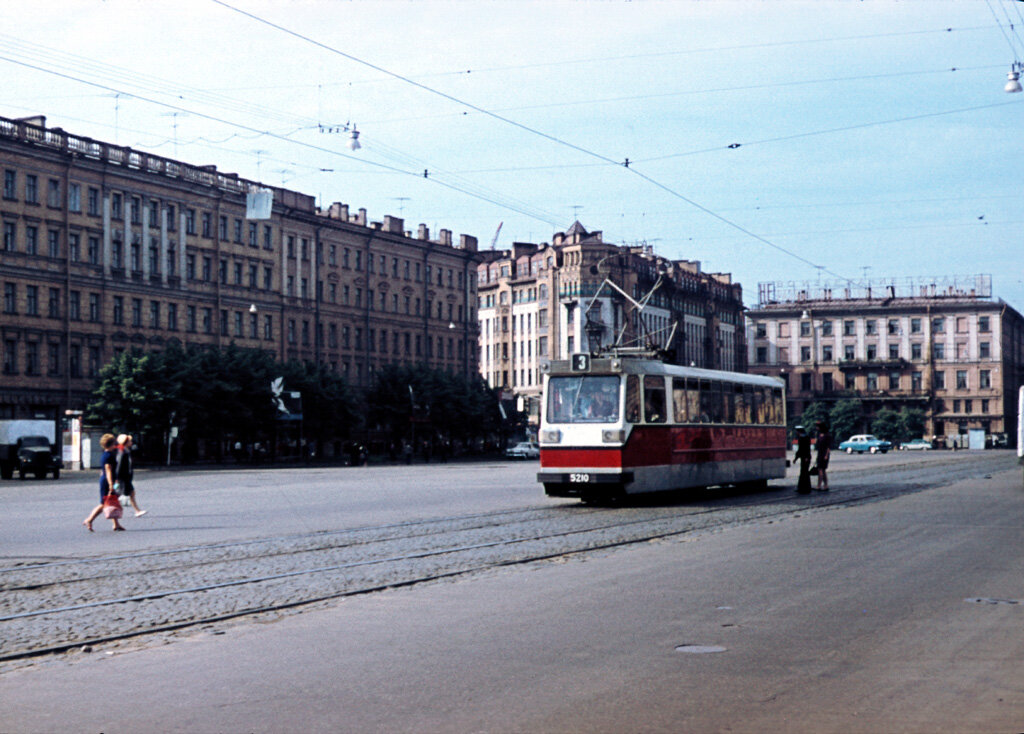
546, 375, 621, 423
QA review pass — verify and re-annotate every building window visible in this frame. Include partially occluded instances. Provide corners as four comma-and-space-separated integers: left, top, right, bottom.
800, 373, 812, 391
845, 374, 856, 390
911, 342, 922, 360
865, 319, 877, 335
187, 305, 196, 332
68, 183, 81, 212
88, 236, 100, 264
69, 344, 81, 378
978, 316, 990, 333
800, 346, 811, 362
932, 317, 944, 333
234, 311, 243, 337
25, 174, 38, 204
25, 285, 38, 316
88, 187, 99, 216
69, 291, 80, 321
979, 342, 990, 359
911, 372, 922, 391
49, 288, 60, 318
822, 372, 834, 392
3, 222, 14, 251
202, 212, 212, 238
866, 344, 877, 360
934, 371, 945, 389
168, 303, 178, 331
220, 310, 229, 336
933, 343, 945, 360
889, 344, 899, 360
186, 208, 196, 235
113, 296, 123, 324
980, 370, 991, 389
131, 298, 142, 327
150, 301, 160, 328
111, 192, 122, 219
3, 340, 16, 374
25, 226, 37, 255
888, 372, 900, 390
844, 344, 855, 361
89, 293, 100, 322
866, 372, 878, 391
263, 315, 273, 340
48, 230, 60, 258
48, 343, 60, 376
3, 169, 15, 200
956, 370, 968, 389
263, 225, 273, 250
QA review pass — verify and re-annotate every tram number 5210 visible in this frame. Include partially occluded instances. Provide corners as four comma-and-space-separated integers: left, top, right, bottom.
569, 473, 592, 483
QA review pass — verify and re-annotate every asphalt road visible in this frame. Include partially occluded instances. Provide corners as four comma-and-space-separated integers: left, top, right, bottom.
2, 451, 1022, 732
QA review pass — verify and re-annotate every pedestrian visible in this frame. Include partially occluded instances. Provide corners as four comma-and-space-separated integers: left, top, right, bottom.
794, 425, 812, 494
82, 433, 125, 531
815, 421, 832, 492
116, 434, 146, 517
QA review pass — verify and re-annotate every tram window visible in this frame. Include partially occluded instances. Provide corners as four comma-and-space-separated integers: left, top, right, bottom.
643, 375, 666, 423
672, 377, 688, 422
771, 387, 784, 424
685, 378, 700, 423
753, 387, 767, 425
625, 375, 640, 423
721, 381, 735, 423
699, 379, 714, 423
546, 375, 620, 423
734, 384, 750, 424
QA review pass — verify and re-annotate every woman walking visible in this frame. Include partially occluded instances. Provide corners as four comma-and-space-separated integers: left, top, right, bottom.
116, 434, 146, 517
83, 434, 124, 531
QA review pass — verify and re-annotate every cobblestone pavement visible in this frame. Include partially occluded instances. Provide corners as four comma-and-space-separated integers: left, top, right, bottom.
1, 451, 1014, 669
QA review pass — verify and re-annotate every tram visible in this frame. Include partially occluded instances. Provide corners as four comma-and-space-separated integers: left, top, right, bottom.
537, 353, 788, 502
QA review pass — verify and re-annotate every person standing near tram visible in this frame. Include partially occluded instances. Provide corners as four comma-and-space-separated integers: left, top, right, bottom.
794, 425, 812, 494
815, 421, 832, 492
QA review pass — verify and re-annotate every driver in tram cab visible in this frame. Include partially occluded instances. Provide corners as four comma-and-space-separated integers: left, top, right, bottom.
588, 384, 616, 421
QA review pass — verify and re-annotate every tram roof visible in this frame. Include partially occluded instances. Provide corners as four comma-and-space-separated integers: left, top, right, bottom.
544, 357, 784, 389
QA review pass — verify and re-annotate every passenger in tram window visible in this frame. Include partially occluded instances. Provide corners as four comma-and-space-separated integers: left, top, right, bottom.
643, 376, 666, 423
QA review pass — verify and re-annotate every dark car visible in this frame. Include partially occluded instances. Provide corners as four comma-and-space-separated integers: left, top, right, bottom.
16, 435, 62, 479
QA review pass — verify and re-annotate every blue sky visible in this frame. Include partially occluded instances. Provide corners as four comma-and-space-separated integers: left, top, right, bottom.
3, 1, 1021, 309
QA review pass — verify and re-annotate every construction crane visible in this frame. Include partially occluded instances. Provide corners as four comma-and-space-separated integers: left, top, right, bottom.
489, 222, 503, 250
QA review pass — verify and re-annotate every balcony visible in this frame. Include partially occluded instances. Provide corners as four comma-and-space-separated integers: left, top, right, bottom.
837, 358, 908, 372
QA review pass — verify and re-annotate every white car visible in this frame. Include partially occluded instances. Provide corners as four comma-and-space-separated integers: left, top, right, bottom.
505, 442, 540, 459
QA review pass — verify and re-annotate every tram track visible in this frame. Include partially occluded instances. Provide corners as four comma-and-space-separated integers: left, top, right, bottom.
1, 453, 1011, 665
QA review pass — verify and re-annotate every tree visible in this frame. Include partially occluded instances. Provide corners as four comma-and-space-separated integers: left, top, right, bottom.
870, 407, 902, 442
898, 407, 926, 442
829, 398, 863, 442
87, 348, 178, 440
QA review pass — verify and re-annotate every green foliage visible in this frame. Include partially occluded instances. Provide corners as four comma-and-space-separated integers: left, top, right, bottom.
365, 363, 500, 442
829, 399, 863, 442
898, 407, 926, 441
870, 407, 902, 442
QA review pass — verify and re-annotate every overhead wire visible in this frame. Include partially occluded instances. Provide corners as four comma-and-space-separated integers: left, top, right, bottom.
0, 54, 562, 226
217, 0, 990, 281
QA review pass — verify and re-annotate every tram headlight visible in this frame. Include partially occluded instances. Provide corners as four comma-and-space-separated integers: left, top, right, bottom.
602, 429, 626, 443
541, 429, 562, 444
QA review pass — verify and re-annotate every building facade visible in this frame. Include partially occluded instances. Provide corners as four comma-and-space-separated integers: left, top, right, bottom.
746, 276, 1024, 446
478, 221, 746, 425
0, 115, 480, 431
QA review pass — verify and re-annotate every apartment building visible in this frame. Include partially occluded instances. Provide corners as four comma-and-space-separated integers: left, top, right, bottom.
478, 221, 746, 423
746, 276, 1024, 445
0, 114, 480, 427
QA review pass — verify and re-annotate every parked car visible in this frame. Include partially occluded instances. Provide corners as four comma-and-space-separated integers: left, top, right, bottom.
899, 438, 932, 451
505, 441, 540, 459
838, 434, 892, 454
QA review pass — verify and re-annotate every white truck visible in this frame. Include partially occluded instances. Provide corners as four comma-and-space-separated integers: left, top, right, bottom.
0, 419, 62, 479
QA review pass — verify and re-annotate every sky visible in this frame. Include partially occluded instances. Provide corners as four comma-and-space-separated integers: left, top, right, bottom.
3, 0, 1022, 310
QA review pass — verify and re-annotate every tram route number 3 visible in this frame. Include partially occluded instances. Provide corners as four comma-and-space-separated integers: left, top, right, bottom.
569, 473, 592, 483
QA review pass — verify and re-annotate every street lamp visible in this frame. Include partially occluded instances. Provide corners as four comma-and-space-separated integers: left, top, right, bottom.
1006, 62, 1023, 93
249, 304, 258, 314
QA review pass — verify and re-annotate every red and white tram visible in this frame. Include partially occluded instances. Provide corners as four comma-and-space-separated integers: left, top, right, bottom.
537, 354, 787, 502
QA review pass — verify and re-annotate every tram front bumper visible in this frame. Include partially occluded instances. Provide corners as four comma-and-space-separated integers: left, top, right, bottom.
537, 471, 634, 497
